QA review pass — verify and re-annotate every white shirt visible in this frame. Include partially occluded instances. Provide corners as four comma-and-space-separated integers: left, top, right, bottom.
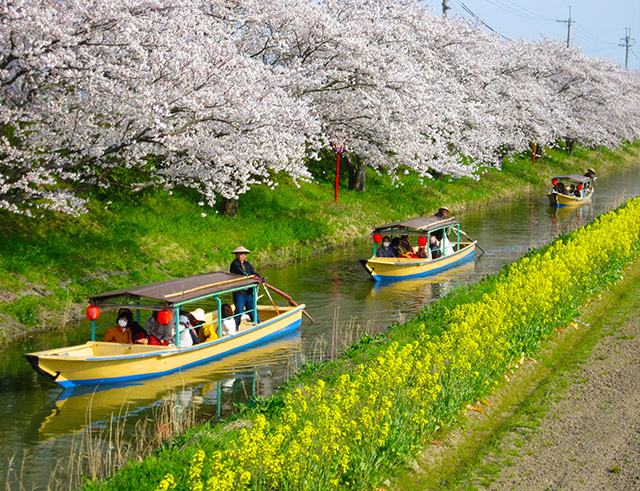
443, 236, 455, 256
222, 318, 237, 336
174, 324, 194, 347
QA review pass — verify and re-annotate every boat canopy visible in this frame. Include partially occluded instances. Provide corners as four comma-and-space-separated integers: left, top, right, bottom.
551, 174, 592, 184
372, 216, 459, 235
90, 272, 259, 306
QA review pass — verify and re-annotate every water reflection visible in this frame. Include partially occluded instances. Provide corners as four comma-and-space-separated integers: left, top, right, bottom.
366, 262, 476, 310
35, 334, 301, 439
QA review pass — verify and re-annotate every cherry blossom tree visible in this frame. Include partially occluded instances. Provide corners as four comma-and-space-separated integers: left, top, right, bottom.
2, 0, 639, 215
1, 0, 318, 215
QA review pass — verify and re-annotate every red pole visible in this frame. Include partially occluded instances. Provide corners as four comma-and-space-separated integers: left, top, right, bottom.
531, 143, 536, 165
334, 151, 341, 203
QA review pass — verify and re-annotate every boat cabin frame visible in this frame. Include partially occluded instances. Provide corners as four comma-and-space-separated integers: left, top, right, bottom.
550, 174, 593, 194
370, 216, 462, 259
88, 273, 261, 348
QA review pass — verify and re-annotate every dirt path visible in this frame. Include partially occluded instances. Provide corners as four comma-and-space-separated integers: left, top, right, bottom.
490, 311, 640, 490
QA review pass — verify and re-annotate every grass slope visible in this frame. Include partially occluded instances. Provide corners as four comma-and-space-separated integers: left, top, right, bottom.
0, 143, 639, 343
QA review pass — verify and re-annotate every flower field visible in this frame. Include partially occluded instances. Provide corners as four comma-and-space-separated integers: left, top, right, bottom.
96, 197, 640, 491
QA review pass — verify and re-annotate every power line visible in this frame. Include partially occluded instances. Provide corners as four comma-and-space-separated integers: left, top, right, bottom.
454, 0, 510, 40
479, 0, 554, 22
501, 0, 555, 22
582, 45, 623, 54
574, 21, 615, 46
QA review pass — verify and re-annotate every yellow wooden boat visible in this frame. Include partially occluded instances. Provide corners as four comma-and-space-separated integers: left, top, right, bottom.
547, 174, 594, 207
360, 216, 478, 281
25, 273, 306, 388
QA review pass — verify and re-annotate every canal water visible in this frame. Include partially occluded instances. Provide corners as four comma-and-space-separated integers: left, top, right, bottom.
3, 165, 640, 488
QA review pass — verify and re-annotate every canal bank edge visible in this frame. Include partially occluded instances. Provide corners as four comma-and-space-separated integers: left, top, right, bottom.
390, 256, 640, 490
89, 193, 640, 489
1, 142, 640, 346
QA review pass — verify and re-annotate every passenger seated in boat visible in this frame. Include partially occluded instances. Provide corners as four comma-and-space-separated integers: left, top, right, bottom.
376, 236, 395, 258
398, 234, 413, 256
183, 312, 202, 345
192, 308, 218, 343
442, 233, 455, 256
115, 308, 146, 343
103, 312, 133, 344
390, 237, 401, 257
557, 182, 567, 195
173, 315, 194, 348
429, 235, 442, 259
574, 184, 583, 197
568, 184, 576, 196
221, 303, 238, 336
145, 311, 173, 345
415, 236, 428, 258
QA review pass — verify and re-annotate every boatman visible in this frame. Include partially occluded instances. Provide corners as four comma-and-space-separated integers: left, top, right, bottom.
230, 245, 261, 327
584, 168, 596, 180
433, 206, 451, 241
434, 206, 450, 219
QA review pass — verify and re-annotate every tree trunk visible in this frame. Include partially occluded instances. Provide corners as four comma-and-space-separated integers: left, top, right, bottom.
220, 197, 238, 217
345, 154, 366, 192
566, 138, 575, 154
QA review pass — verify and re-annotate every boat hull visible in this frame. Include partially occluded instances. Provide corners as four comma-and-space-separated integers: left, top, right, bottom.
25, 306, 304, 388
360, 242, 476, 281
547, 189, 593, 207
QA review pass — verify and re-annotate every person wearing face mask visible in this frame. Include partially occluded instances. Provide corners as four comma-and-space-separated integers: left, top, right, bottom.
115, 308, 147, 344
103, 310, 133, 343
376, 236, 395, 257
172, 315, 194, 348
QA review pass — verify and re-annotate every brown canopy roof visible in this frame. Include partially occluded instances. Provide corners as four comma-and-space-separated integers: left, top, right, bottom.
552, 174, 592, 183
373, 216, 459, 234
90, 272, 258, 306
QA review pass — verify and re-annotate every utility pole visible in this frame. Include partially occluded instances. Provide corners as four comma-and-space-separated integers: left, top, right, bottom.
557, 5, 575, 47
619, 28, 635, 69
442, 0, 451, 19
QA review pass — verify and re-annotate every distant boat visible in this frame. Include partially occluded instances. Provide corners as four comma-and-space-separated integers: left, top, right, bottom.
25, 273, 306, 388
360, 216, 478, 282
547, 174, 594, 207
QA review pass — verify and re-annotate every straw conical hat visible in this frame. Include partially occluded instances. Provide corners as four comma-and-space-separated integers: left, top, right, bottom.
586, 168, 596, 174
438, 206, 450, 213
232, 245, 251, 254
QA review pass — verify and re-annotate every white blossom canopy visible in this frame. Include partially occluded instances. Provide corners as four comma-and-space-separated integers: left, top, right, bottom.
1, 0, 639, 214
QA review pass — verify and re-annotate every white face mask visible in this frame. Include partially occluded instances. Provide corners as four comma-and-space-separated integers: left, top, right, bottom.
117, 318, 128, 328
383, 241, 390, 247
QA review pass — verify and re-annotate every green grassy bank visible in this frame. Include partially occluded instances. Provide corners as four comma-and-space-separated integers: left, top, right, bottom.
391, 256, 640, 490
88, 192, 640, 490
1, 143, 639, 344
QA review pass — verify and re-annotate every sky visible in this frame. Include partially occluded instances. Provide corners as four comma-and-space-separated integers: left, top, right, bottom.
422, 0, 640, 70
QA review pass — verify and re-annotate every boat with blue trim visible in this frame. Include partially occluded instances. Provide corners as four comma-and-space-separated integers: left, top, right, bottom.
547, 174, 594, 207
360, 215, 478, 282
24, 273, 306, 388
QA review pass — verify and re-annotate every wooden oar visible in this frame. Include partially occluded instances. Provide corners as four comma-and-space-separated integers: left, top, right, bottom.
459, 229, 486, 255
263, 282, 315, 323
261, 283, 281, 315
